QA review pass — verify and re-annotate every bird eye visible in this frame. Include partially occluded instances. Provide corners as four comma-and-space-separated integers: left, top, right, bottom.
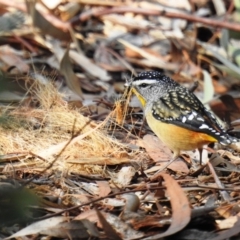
139, 83, 148, 88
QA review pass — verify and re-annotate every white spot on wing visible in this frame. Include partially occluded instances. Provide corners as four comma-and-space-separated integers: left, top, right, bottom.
197, 117, 204, 121
199, 124, 209, 129
182, 116, 187, 123
188, 113, 194, 120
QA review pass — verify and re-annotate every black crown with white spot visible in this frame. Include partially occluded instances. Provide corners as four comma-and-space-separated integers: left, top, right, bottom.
134, 71, 179, 87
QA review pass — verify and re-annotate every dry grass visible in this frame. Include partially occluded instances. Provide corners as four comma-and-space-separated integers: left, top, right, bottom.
0, 80, 138, 175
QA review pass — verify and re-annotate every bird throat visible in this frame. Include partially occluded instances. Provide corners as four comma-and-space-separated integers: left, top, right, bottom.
132, 87, 146, 107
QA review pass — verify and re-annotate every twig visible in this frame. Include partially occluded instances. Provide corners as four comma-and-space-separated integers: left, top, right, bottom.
35, 183, 240, 221
207, 161, 231, 202
72, 6, 240, 32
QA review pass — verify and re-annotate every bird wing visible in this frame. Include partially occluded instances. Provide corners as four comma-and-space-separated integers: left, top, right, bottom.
151, 86, 233, 145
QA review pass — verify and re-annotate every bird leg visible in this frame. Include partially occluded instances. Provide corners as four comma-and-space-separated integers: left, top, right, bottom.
198, 148, 203, 165
150, 149, 204, 180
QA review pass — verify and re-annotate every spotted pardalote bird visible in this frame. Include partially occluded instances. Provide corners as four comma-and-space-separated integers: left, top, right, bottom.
126, 71, 237, 166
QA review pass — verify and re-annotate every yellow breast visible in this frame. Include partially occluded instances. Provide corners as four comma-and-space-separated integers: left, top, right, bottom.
145, 110, 218, 155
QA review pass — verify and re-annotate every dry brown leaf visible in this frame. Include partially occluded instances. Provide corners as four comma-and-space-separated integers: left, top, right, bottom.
96, 181, 111, 197
6, 217, 99, 239
217, 214, 240, 230
118, 39, 178, 70
69, 50, 111, 81
153, 0, 191, 10
40, 219, 100, 239
41, 0, 61, 10
6, 217, 68, 239
144, 173, 191, 239
60, 48, 83, 98
217, 150, 240, 164
210, 217, 240, 240
75, 209, 99, 223
47, 39, 83, 98
27, 0, 70, 39
96, 210, 122, 240
58, 2, 81, 21
125, 47, 171, 61
0, 45, 29, 72
76, 198, 125, 218
216, 204, 236, 219
101, 14, 152, 30
145, 159, 189, 174
99, 211, 144, 239
212, 79, 228, 94
142, 134, 172, 162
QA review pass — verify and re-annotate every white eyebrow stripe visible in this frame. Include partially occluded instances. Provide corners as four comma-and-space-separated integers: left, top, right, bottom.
133, 79, 158, 85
